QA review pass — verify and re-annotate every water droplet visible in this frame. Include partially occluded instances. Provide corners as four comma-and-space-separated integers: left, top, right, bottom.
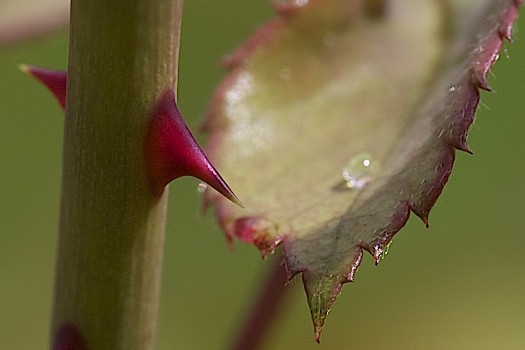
279, 67, 291, 80
197, 182, 208, 193
448, 86, 456, 92
342, 153, 375, 189
504, 48, 510, 59
381, 241, 392, 259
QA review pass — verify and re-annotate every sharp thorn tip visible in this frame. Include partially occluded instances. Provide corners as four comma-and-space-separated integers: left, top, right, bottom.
18, 64, 30, 74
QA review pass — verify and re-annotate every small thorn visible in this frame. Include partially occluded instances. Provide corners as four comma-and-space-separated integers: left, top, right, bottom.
372, 244, 382, 265
452, 137, 474, 155
459, 144, 474, 155
20, 65, 67, 109
344, 248, 363, 282
422, 216, 430, 228
146, 89, 242, 207
499, 26, 513, 42
477, 78, 492, 92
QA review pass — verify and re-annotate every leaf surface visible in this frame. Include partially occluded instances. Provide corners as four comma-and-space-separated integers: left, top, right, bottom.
204, 0, 521, 340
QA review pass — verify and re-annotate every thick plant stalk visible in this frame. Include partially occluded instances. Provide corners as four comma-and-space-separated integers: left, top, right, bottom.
51, 0, 183, 349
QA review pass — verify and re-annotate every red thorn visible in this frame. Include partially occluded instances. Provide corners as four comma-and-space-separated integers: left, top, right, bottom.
20, 65, 67, 110
146, 89, 242, 207
53, 324, 85, 350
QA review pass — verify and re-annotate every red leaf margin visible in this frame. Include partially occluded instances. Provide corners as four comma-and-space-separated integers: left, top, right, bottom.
206, 0, 521, 265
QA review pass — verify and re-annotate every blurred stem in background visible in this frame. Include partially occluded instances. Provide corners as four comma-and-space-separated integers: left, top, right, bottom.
231, 257, 289, 350
51, 0, 182, 349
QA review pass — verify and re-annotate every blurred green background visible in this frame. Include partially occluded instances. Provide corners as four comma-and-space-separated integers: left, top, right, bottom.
1, 2, 524, 349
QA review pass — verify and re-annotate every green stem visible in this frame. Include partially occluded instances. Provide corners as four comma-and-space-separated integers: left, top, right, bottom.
51, 1, 183, 349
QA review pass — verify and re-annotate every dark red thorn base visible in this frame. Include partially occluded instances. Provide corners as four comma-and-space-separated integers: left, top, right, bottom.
20, 65, 67, 109
53, 324, 86, 350
146, 89, 242, 207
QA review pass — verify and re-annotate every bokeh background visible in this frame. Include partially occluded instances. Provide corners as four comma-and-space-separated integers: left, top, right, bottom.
1, 1, 524, 349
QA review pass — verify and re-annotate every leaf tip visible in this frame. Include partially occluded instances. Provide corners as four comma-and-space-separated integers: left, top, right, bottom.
146, 89, 241, 206
303, 272, 342, 343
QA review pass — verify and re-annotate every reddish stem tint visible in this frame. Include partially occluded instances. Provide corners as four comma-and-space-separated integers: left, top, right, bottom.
53, 324, 86, 350
230, 258, 289, 350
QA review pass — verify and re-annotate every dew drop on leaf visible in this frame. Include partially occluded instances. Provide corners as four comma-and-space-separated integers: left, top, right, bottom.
381, 241, 392, 260
342, 153, 376, 189
197, 182, 208, 194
